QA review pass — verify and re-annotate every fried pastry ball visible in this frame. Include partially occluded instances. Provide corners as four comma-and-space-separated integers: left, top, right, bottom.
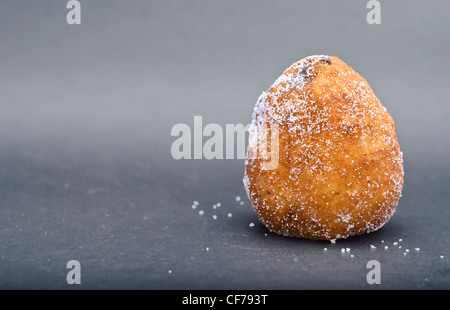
243, 55, 403, 241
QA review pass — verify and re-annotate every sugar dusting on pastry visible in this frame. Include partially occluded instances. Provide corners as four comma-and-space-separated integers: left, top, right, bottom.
244, 55, 404, 241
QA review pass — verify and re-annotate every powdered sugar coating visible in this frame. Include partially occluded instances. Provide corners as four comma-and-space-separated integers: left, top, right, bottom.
243, 55, 404, 240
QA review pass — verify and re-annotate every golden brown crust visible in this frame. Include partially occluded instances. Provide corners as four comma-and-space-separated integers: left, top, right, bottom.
244, 55, 403, 240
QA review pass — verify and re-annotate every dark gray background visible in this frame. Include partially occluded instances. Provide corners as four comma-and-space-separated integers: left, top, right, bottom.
0, 0, 449, 289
